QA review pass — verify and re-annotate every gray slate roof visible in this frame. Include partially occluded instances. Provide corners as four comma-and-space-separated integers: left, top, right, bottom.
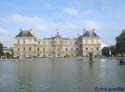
16, 30, 34, 37
82, 30, 99, 37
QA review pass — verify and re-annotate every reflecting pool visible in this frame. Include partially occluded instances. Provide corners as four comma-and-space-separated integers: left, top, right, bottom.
0, 58, 125, 92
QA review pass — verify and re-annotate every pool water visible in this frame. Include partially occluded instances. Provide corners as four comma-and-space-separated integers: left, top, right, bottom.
0, 58, 125, 92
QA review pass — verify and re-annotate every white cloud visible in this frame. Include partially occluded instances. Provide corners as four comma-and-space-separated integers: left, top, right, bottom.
63, 8, 94, 17
0, 27, 12, 47
0, 14, 104, 33
0, 14, 49, 31
83, 20, 103, 30
1, 14, 44, 24
82, 10, 94, 16
0, 14, 103, 38
0, 14, 82, 32
48, 22, 80, 30
63, 8, 80, 17
0, 28, 9, 36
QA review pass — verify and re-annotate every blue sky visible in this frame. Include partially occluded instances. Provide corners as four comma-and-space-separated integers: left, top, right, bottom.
0, 0, 125, 47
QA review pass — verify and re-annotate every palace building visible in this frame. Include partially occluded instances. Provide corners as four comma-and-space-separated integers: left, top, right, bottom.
14, 29, 102, 58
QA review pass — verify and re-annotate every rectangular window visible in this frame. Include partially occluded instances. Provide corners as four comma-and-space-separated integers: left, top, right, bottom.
29, 47, 31, 51
17, 48, 20, 51
76, 48, 79, 51
38, 41, 40, 44
91, 48, 93, 51
43, 48, 45, 51
86, 48, 88, 50
37, 54, 40, 57
23, 40, 25, 44
38, 48, 39, 51
58, 53, 60, 56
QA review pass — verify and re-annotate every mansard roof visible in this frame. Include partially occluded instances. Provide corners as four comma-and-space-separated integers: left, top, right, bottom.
81, 29, 100, 38
16, 29, 34, 37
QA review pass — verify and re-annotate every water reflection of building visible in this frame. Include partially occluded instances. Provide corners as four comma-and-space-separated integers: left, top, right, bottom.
14, 29, 102, 58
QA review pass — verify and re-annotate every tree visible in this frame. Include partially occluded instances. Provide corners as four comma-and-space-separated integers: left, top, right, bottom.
116, 30, 125, 56
102, 47, 110, 57
0, 43, 3, 58
4, 52, 12, 59
110, 46, 117, 56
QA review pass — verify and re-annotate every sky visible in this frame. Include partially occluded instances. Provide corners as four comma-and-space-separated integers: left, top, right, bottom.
0, 0, 125, 47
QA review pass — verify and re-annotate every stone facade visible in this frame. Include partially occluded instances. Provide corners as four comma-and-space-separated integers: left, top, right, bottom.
14, 29, 102, 58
